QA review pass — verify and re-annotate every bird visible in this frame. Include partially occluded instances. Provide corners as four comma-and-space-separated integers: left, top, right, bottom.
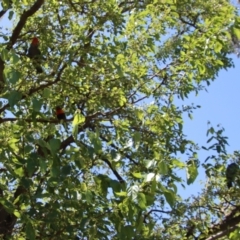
55, 106, 68, 131
27, 37, 43, 74
55, 106, 66, 120
226, 163, 239, 188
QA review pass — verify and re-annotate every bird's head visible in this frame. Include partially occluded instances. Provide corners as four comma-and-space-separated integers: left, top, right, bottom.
31, 37, 39, 45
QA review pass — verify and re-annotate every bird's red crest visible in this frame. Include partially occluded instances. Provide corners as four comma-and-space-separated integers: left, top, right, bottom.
56, 106, 65, 114
32, 37, 39, 45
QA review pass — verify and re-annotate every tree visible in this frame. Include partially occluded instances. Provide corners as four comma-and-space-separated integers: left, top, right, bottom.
0, 0, 240, 239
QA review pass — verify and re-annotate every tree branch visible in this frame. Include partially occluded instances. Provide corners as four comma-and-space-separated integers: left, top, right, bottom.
196, 206, 240, 240
0, 1, 12, 19
0, 0, 44, 96
0, 64, 66, 114
0, 10, 7, 19
98, 133, 139, 165
0, 58, 5, 94
0, 186, 26, 238
7, 0, 45, 49
101, 157, 125, 183
0, 117, 72, 124
204, 224, 239, 240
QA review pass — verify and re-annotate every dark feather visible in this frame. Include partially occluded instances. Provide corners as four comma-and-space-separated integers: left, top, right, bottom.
226, 163, 239, 188
27, 44, 43, 74
57, 113, 66, 120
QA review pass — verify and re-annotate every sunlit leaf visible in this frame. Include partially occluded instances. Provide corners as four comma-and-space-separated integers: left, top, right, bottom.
72, 109, 85, 140
186, 160, 198, 185
137, 193, 146, 209
115, 191, 127, 197
132, 172, 142, 179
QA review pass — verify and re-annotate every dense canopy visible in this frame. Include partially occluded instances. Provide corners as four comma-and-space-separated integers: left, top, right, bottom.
0, 0, 240, 239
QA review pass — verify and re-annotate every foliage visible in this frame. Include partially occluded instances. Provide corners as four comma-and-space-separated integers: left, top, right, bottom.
0, 0, 239, 239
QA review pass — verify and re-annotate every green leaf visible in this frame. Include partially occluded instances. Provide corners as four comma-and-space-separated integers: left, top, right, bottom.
110, 179, 122, 192
133, 131, 141, 149
13, 210, 21, 218
146, 160, 157, 169
72, 109, 85, 140
8, 138, 19, 151
27, 157, 36, 176
39, 159, 47, 173
50, 159, 60, 177
88, 131, 102, 153
49, 139, 61, 154
229, 228, 240, 239
207, 136, 214, 143
0, 198, 15, 212
128, 185, 139, 200
214, 41, 222, 53
26, 222, 35, 240
21, 178, 32, 189
137, 193, 146, 209
216, 145, 221, 153
1, 49, 8, 60
85, 190, 93, 203
72, 109, 85, 125
158, 161, 168, 175
188, 113, 193, 119
120, 225, 134, 239
132, 172, 142, 179
11, 52, 20, 64
32, 98, 42, 112
172, 159, 185, 168
43, 88, 51, 98
233, 27, 240, 40
163, 189, 175, 208
115, 191, 127, 197
136, 109, 144, 120
119, 95, 126, 106
145, 173, 157, 182
8, 10, 14, 20
8, 70, 21, 84
72, 124, 78, 141
145, 193, 155, 206
8, 90, 22, 107
79, 217, 89, 229
61, 165, 71, 175
14, 167, 24, 177
186, 160, 198, 185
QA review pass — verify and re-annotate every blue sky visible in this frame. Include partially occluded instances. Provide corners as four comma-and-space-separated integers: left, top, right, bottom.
178, 55, 240, 198
182, 56, 240, 152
